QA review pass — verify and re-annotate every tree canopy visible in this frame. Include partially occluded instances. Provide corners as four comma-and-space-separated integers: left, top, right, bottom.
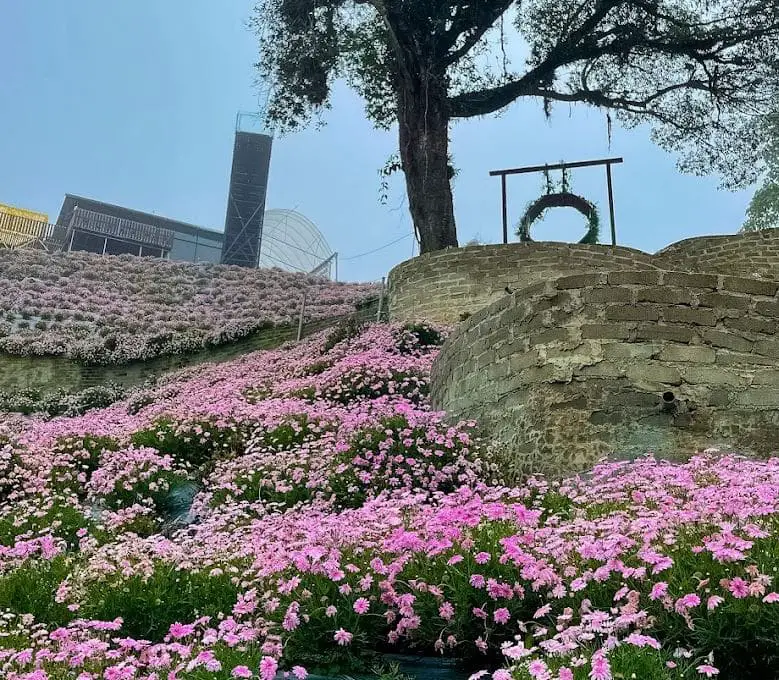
744, 107, 779, 232
253, 0, 779, 252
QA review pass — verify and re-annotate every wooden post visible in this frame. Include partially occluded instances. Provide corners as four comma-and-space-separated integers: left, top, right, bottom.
376, 277, 385, 322
296, 291, 307, 341
606, 163, 617, 246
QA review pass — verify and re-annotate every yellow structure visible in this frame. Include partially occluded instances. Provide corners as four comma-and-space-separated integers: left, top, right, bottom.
0, 201, 50, 249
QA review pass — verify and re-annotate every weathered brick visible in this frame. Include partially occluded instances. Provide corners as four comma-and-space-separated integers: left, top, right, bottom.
662, 307, 717, 326
752, 371, 779, 387
574, 362, 626, 378
725, 316, 777, 335
700, 329, 753, 353
755, 339, 779, 359
556, 273, 607, 289
721, 277, 779, 297
658, 345, 716, 363
626, 363, 682, 385
662, 272, 719, 289
581, 324, 632, 340
530, 327, 569, 345
755, 301, 779, 318
509, 350, 540, 372
607, 271, 661, 286
602, 342, 659, 361
583, 287, 634, 304
681, 366, 745, 386
606, 305, 661, 322
735, 389, 779, 408
697, 292, 751, 310
635, 324, 695, 344
716, 350, 779, 367
634, 287, 693, 305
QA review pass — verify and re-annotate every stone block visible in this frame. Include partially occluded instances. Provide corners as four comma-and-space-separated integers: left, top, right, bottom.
530, 328, 570, 345
722, 277, 779, 297
681, 366, 745, 386
608, 271, 661, 286
662, 272, 719, 289
635, 324, 696, 344
583, 287, 634, 304
556, 273, 606, 289
606, 305, 661, 322
697, 292, 751, 310
635, 287, 693, 305
755, 301, 779, 318
603, 342, 659, 361
736, 389, 779, 408
574, 362, 626, 378
519, 364, 560, 383
725, 316, 777, 335
581, 324, 632, 340
662, 307, 717, 326
755, 339, 779, 359
626, 363, 682, 385
658, 345, 716, 363
716, 351, 779, 367
752, 371, 779, 386
699, 329, 753, 353
510, 350, 540, 372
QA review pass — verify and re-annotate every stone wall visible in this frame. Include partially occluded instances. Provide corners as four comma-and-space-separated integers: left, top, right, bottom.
430, 270, 779, 476
0, 300, 382, 396
388, 242, 658, 324
655, 228, 779, 280
388, 230, 779, 324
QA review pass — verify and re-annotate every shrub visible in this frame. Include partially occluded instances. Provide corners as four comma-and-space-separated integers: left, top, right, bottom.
81, 562, 240, 641
0, 556, 74, 627
395, 322, 445, 354
130, 417, 247, 469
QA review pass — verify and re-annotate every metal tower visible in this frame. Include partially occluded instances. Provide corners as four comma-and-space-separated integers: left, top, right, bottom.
220, 112, 273, 267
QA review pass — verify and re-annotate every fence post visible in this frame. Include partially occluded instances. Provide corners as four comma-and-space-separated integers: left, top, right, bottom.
376, 277, 385, 322
297, 291, 307, 341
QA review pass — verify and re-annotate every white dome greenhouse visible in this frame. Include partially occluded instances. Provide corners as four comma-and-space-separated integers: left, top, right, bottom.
259, 209, 335, 278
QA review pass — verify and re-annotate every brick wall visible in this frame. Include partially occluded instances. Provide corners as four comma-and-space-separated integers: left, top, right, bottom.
430, 270, 779, 477
654, 228, 779, 280
388, 242, 658, 324
389, 230, 779, 324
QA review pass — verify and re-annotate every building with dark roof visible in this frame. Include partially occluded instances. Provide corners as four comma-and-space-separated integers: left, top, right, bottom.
55, 194, 224, 263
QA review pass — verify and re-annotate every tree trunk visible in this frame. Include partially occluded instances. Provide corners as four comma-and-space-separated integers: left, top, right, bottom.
397, 77, 458, 254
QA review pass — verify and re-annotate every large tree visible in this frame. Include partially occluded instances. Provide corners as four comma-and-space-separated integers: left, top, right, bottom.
252, 0, 779, 253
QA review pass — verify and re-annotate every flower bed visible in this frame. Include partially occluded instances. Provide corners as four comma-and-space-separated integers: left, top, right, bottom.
0, 321, 778, 680
0, 250, 378, 363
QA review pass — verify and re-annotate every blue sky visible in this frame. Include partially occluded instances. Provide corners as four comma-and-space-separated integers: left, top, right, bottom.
0, 1, 755, 282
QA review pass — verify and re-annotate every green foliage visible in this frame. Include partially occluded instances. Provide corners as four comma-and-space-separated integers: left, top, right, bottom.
395, 322, 445, 354
513, 645, 697, 679
81, 562, 240, 641
744, 108, 779, 231
323, 316, 364, 353
0, 556, 74, 627
0, 384, 126, 417
0, 500, 90, 549
130, 417, 246, 469
49, 435, 119, 497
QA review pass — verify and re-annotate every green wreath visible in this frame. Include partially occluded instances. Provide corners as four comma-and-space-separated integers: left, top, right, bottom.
516, 166, 600, 245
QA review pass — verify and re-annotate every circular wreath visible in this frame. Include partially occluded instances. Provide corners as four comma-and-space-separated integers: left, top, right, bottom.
516, 191, 600, 245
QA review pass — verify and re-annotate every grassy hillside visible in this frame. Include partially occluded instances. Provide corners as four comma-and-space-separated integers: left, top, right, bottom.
0, 322, 777, 679
0, 249, 377, 363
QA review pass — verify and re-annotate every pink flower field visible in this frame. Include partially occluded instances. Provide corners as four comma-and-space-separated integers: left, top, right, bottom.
0, 250, 378, 363
0, 321, 778, 680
